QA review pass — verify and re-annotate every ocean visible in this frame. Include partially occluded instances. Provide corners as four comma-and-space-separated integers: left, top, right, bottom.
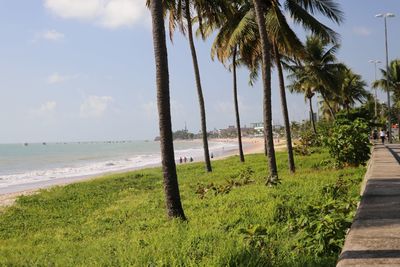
0, 140, 237, 192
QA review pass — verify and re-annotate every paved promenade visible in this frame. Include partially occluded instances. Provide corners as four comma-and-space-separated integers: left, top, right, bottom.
337, 144, 400, 266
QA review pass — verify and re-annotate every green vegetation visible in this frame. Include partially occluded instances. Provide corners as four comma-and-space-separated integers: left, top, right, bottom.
328, 118, 371, 166
0, 150, 364, 266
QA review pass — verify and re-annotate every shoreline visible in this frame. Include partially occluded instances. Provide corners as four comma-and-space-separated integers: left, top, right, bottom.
0, 137, 285, 207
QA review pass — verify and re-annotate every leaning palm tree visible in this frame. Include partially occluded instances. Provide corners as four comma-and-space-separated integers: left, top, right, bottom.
148, 0, 186, 220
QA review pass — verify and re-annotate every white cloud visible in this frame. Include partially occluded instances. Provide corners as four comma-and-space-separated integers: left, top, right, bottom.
44, 0, 100, 19
353, 26, 371, 37
31, 29, 65, 43
43, 29, 65, 41
80, 95, 114, 118
141, 100, 184, 119
39, 101, 57, 112
47, 73, 79, 84
30, 101, 57, 117
44, 0, 149, 29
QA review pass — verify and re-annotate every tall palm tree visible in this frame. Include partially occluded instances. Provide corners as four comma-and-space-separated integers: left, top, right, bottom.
274, 43, 296, 172
266, 2, 306, 174
207, 2, 250, 163
226, 0, 342, 177
163, 0, 214, 172
252, 0, 278, 181
149, 0, 186, 220
231, 47, 246, 162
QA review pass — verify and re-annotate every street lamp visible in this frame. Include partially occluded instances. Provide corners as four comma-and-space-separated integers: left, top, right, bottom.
369, 59, 381, 119
376, 12, 395, 143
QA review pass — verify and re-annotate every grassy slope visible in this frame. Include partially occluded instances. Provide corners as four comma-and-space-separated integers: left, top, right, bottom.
0, 150, 365, 266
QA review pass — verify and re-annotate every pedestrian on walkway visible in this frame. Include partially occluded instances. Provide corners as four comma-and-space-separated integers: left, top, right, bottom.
373, 130, 378, 142
380, 129, 386, 144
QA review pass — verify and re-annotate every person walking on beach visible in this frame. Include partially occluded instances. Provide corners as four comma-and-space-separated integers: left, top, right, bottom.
179, 157, 183, 164
380, 129, 386, 144
184, 157, 187, 163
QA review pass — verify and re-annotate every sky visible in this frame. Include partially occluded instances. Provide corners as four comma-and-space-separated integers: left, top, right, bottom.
0, 0, 399, 143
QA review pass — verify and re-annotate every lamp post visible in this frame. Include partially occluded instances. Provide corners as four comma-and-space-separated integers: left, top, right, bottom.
369, 59, 381, 118
376, 12, 395, 143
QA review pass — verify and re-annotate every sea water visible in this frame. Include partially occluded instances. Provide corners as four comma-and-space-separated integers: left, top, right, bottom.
0, 140, 237, 190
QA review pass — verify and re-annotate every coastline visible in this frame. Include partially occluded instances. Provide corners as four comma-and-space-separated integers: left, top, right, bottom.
0, 137, 284, 207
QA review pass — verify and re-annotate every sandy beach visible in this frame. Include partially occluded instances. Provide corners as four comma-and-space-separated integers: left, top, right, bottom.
0, 137, 285, 208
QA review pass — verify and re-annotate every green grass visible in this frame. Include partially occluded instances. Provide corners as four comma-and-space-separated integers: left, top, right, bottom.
0, 150, 365, 266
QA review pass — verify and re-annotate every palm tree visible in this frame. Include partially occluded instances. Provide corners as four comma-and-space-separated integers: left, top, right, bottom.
337, 67, 369, 114
287, 36, 344, 133
240, 0, 342, 174
273, 43, 296, 173
252, 0, 278, 181
231, 47, 245, 162
373, 59, 400, 137
164, 0, 214, 172
266, 2, 306, 174
149, 0, 186, 220
207, 2, 250, 163
289, 78, 318, 134
222, 0, 342, 177
318, 95, 339, 121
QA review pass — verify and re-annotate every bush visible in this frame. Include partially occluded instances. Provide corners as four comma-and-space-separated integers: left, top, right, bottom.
327, 118, 371, 166
294, 129, 322, 156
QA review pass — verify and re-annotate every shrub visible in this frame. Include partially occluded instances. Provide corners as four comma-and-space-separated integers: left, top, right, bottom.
327, 118, 370, 166
294, 129, 322, 156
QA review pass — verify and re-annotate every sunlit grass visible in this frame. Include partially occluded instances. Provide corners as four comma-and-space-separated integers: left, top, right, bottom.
0, 150, 365, 266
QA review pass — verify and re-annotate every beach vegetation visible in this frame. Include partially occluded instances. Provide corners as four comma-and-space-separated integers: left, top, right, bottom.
327, 118, 371, 166
0, 150, 365, 266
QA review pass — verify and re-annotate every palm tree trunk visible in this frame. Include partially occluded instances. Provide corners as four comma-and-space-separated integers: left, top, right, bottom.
309, 96, 317, 134
149, 0, 186, 220
274, 44, 295, 173
252, 0, 278, 180
320, 91, 336, 120
185, 0, 212, 172
232, 48, 245, 162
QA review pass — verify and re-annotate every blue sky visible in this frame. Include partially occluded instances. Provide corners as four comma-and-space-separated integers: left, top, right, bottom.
0, 0, 399, 143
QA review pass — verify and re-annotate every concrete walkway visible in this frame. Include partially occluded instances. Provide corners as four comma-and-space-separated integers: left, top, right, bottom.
337, 144, 400, 266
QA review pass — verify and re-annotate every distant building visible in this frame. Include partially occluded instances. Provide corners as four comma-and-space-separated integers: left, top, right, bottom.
250, 122, 264, 136
250, 121, 282, 137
